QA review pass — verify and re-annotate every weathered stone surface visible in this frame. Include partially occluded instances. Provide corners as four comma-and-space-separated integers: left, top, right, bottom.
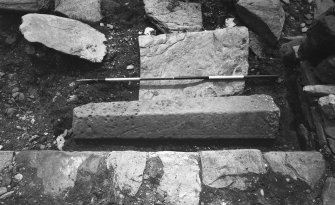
143, 0, 202, 33
73, 95, 280, 139
106, 151, 147, 196
314, 0, 335, 18
20, 14, 107, 63
322, 177, 335, 205
249, 30, 267, 58
303, 85, 335, 96
155, 152, 201, 205
201, 150, 266, 190
319, 94, 335, 119
55, 0, 103, 23
263, 152, 325, 187
0, 0, 52, 12
139, 27, 249, 100
236, 0, 285, 46
0, 152, 13, 171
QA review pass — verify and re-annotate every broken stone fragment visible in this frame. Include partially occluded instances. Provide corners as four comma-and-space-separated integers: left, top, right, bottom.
322, 177, 335, 205
0, 0, 53, 12
236, 0, 285, 46
143, 0, 203, 33
20, 14, 107, 63
318, 94, 335, 119
300, 9, 335, 66
55, 0, 103, 23
139, 27, 249, 100
263, 152, 325, 187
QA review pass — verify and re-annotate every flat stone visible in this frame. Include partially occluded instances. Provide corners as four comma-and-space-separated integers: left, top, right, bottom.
106, 151, 147, 196
20, 14, 107, 63
139, 27, 249, 100
318, 95, 335, 119
322, 177, 335, 205
73, 95, 280, 139
0, 151, 13, 171
200, 150, 266, 190
263, 152, 325, 187
303, 85, 335, 96
0, 0, 52, 12
155, 152, 201, 205
143, 0, 202, 33
314, 0, 335, 18
15, 151, 103, 196
236, 0, 285, 46
55, 0, 103, 23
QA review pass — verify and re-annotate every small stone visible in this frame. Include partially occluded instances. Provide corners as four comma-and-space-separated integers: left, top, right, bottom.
225, 18, 236, 28
300, 23, 306, 27
260, 189, 264, 196
12, 92, 19, 99
304, 14, 313, 20
40, 145, 46, 150
11, 87, 19, 93
306, 19, 313, 25
67, 95, 78, 103
0, 191, 14, 199
144, 27, 156, 35
5, 108, 16, 117
14, 173, 23, 182
302, 27, 308, 33
0, 187, 7, 196
69, 82, 75, 87
126, 65, 134, 70
100, 23, 104, 27
286, 177, 290, 182
0, 72, 4, 78
106, 24, 114, 29
18, 93, 25, 101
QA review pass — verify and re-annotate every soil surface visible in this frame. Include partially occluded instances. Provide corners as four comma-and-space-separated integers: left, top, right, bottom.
0, 0, 314, 152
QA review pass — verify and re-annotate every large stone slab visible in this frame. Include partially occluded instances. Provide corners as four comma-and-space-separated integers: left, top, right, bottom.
106, 151, 147, 196
55, 0, 103, 23
139, 27, 249, 100
200, 150, 266, 190
263, 152, 325, 187
0, 0, 51, 12
143, 0, 202, 33
236, 0, 285, 46
20, 14, 107, 63
73, 95, 280, 139
154, 152, 201, 205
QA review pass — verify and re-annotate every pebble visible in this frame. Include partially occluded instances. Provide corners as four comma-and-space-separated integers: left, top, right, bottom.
18, 93, 25, 101
100, 23, 104, 27
286, 178, 290, 182
11, 87, 19, 93
12, 92, 19, 99
5, 108, 16, 117
304, 14, 313, 20
300, 23, 306, 27
144, 27, 156, 35
0, 187, 7, 196
126, 65, 134, 70
29, 135, 39, 142
69, 82, 75, 87
0, 191, 14, 199
260, 189, 264, 196
67, 95, 78, 103
107, 24, 114, 29
14, 174, 23, 182
302, 27, 308, 33
308, 0, 313, 3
